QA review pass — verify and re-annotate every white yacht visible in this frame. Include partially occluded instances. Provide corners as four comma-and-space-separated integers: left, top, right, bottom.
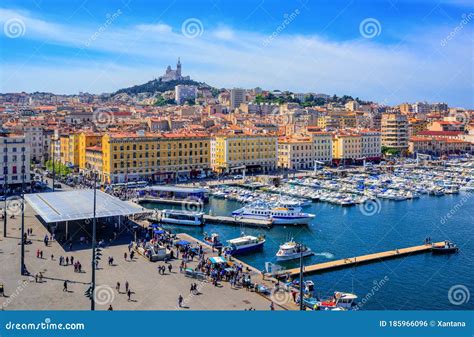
231, 202, 315, 225
159, 209, 204, 226
276, 241, 313, 261
460, 181, 474, 192
225, 234, 265, 254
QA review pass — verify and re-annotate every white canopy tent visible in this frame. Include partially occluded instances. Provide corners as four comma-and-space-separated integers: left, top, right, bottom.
25, 189, 146, 223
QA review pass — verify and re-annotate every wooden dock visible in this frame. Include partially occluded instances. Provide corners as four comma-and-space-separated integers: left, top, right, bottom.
203, 215, 272, 228
279, 242, 445, 277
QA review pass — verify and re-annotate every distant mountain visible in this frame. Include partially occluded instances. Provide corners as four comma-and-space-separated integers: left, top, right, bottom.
114, 78, 210, 95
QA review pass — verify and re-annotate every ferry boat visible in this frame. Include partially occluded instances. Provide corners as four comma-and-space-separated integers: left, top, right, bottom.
231, 202, 315, 225
159, 209, 204, 226
276, 241, 313, 261
224, 234, 265, 254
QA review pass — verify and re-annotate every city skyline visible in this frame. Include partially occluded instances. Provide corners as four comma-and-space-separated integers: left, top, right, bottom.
0, 0, 473, 107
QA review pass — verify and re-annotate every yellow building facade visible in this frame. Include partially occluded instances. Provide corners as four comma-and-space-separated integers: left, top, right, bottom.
100, 132, 211, 184
211, 133, 277, 173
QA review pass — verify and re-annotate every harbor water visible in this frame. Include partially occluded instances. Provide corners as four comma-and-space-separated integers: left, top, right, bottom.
141, 192, 474, 310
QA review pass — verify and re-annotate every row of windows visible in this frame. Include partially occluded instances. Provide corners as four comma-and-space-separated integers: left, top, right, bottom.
112, 157, 208, 168
112, 150, 207, 160
112, 142, 207, 151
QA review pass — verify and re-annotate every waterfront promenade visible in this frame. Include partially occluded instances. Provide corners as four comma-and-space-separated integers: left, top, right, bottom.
0, 203, 283, 310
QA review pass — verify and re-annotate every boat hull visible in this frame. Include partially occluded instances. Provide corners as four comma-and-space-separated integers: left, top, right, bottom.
227, 241, 265, 255
159, 218, 203, 226
276, 250, 313, 261
431, 247, 458, 254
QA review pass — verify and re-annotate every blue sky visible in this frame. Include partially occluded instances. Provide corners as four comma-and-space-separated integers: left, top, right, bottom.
0, 0, 473, 107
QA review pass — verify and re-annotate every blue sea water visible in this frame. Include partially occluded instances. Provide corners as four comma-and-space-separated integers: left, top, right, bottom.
142, 192, 474, 310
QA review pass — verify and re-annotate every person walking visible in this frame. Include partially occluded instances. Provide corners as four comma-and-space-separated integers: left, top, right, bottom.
125, 281, 129, 293
63, 280, 68, 292
127, 289, 132, 301
178, 295, 183, 308
270, 301, 275, 311
116, 282, 120, 293
124, 252, 127, 261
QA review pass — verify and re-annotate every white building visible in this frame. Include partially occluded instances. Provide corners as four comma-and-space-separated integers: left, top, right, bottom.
175, 85, 198, 105
0, 134, 31, 190
230, 88, 246, 110
360, 130, 382, 159
23, 125, 45, 163
310, 132, 333, 163
381, 113, 409, 151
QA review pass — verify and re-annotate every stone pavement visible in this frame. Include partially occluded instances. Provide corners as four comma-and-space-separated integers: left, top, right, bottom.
0, 202, 289, 311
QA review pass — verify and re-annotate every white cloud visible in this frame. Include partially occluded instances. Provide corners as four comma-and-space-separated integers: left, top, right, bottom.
1, 7, 472, 107
213, 27, 235, 40
135, 23, 173, 34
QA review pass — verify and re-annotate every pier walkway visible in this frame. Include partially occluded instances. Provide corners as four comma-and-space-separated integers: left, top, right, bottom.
279, 242, 445, 277
203, 215, 272, 228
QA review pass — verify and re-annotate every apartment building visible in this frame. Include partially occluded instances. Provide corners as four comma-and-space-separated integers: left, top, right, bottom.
100, 132, 211, 184
277, 136, 314, 170
381, 113, 408, 152
212, 133, 277, 174
0, 134, 31, 190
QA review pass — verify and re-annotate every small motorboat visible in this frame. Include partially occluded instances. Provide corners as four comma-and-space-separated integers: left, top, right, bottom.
432, 241, 459, 254
276, 241, 313, 261
304, 292, 358, 310
204, 233, 223, 248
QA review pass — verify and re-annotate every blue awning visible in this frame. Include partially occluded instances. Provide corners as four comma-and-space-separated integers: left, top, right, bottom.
176, 240, 191, 246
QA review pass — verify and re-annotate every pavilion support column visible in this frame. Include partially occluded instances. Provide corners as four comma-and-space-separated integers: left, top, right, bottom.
65, 221, 68, 241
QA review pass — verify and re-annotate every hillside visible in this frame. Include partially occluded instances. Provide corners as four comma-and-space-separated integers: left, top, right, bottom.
115, 78, 209, 95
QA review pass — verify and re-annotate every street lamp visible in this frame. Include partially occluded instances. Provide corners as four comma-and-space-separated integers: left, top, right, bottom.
90, 171, 98, 310
3, 140, 8, 238
51, 137, 59, 192
20, 147, 26, 275
299, 242, 304, 311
